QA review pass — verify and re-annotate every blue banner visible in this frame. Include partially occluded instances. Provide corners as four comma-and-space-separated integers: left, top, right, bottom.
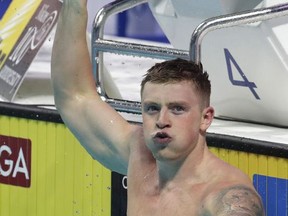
253, 174, 288, 216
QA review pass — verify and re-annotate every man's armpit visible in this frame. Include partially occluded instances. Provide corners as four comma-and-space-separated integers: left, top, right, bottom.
214, 185, 264, 216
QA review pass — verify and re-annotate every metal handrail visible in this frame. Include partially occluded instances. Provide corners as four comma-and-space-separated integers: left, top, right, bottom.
92, 0, 148, 98
190, 3, 288, 65
92, 0, 189, 114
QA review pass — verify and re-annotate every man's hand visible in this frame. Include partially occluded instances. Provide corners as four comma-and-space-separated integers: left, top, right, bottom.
62, 0, 87, 7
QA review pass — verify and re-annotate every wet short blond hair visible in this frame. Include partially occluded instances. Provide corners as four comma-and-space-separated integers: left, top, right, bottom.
140, 58, 211, 106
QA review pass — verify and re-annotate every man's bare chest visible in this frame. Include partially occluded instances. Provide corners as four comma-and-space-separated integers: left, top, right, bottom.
127, 182, 205, 216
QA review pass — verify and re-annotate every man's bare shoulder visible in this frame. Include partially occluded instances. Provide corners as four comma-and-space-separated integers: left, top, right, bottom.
202, 184, 265, 216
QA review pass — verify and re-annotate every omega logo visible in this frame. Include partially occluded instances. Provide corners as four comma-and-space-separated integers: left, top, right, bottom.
0, 135, 31, 188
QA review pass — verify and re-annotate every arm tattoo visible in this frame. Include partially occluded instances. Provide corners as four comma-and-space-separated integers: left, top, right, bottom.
214, 185, 265, 216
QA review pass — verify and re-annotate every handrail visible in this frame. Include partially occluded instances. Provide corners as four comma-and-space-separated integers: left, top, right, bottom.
92, 0, 189, 114
92, 0, 148, 98
95, 39, 188, 60
190, 3, 288, 65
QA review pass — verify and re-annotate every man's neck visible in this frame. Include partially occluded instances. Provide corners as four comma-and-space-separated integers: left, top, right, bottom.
156, 145, 209, 190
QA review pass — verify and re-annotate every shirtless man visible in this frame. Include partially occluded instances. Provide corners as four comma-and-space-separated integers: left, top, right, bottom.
51, 0, 264, 215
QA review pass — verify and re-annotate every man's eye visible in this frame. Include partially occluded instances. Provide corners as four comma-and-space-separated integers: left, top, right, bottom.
171, 106, 185, 114
144, 105, 159, 113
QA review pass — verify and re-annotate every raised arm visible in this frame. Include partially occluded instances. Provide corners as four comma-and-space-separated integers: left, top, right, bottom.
51, 0, 136, 174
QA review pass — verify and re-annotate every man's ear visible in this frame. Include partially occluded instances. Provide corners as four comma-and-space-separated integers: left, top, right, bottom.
200, 106, 214, 131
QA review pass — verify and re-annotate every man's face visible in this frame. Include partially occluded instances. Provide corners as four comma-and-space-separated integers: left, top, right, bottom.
141, 80, 211, 162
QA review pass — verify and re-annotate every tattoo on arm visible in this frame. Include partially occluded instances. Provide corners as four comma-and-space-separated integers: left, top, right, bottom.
214, 185, 265, 216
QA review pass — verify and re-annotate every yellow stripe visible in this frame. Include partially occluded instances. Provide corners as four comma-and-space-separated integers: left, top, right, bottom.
248, 153, 258, 179
277, 158, 288, 179
0, 116, 11, 216
46, 122, 56, 216
238, 151, 249, 175
268, 156, 279, 178
258, 154, 268, 176
0, 115, 111, 216
27, 119, 38, 216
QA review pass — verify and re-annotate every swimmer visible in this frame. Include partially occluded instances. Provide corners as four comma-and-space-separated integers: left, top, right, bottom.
51, 0, 265, 215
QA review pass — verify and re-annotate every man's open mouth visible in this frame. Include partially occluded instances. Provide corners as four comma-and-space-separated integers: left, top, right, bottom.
153, 132, 172, 144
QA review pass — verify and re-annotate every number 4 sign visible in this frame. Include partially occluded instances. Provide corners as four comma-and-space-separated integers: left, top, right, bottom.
224, 48, 260, 100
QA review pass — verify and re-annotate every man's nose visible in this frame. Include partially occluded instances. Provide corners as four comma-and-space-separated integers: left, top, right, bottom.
156, 109, 171, 129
